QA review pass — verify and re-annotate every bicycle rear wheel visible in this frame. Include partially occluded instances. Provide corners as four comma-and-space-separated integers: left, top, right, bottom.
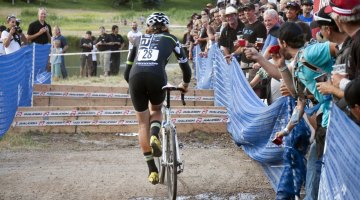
166, 128, 177, 200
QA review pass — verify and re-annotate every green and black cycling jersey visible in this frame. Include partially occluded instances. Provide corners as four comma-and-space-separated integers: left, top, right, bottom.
124, 32, 191, 83
124, 32, 191, 112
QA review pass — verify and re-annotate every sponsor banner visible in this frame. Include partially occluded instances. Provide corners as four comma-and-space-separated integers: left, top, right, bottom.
13, 117, 228, 127
33, 91, 130, 98
33, 91, 214, 101
15, 109, 227, 117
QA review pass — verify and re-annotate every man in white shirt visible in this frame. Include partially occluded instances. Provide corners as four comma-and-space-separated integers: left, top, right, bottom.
127, 21, 142, 56
1, 16, 22, 55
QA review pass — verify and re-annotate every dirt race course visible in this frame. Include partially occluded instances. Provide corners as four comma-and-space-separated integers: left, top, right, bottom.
0, 131, 275, 200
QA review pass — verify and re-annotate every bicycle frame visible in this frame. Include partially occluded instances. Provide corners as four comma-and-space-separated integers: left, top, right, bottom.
161, 102, 183, 172
158, 85, 185, 186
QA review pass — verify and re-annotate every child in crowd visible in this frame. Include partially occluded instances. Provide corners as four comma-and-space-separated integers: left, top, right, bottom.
51, 40, 62, 81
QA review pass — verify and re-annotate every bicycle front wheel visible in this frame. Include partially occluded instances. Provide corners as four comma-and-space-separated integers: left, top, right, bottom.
166, 128, 177, 200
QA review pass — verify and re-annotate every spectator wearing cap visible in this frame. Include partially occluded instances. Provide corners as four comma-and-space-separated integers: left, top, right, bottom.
315, 6, 351, 101
79, 31, 93, 77
0, 25, 6, 55
298, 0, 314, 25
285, 1, 301, 22
325, 0, 360, 91
218, 6, 245, 61
239, 3, 267, 83
95, 26, 112, 77
344, 77, 360, 126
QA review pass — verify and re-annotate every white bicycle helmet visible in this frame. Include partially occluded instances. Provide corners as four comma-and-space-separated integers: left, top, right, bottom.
146, 12, 170, 27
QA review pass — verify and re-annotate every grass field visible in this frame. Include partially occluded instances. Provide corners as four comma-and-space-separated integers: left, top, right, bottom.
0, 0, 212, 36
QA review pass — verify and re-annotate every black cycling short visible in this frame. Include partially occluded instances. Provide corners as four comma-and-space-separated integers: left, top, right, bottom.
129, 72, 166, 112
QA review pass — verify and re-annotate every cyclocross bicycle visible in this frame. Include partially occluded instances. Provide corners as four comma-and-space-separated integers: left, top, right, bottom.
157, 84, 186, 200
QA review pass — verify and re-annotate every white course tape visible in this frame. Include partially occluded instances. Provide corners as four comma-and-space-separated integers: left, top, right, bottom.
33, 91, 214, 101
15, 108, 227, 117
13, 117, 228, 127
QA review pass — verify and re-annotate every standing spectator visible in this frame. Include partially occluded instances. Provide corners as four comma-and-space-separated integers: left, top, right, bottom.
0, 25, 6, 55
240, 3, 267, 82
219, 6, 245, 62
182, 23, 193, 58
110, 25, 124, 76
285, 2, 301, 22
27, 7, 52, 44
80, 31, 93, 77
127, 22, 142, 57
298, 0, 314, 25
91, 41, 98, 77
95, 26, 112, 77
52, 25, 68, 79
1, 15, 23, 54
50, 40, 62, 81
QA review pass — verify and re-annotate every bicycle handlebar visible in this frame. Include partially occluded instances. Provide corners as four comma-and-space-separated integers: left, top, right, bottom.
162, 85, 186, 107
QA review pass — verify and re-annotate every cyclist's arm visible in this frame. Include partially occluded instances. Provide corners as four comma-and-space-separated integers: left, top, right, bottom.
124, 46, 137, 83
173, 40, 192, 84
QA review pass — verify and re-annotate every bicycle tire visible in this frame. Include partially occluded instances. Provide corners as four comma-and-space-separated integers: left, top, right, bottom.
166, 127, 177, 200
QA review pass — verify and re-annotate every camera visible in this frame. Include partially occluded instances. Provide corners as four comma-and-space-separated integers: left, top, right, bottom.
15, 19, 22, 34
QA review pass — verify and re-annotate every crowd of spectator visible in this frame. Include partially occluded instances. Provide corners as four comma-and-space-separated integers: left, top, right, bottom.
0, 1, 359, 198
184, 0, 359, 199
0, 7, 142, 79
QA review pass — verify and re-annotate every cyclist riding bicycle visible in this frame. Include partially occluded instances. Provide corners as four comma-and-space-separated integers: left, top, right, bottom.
124, 12, 192, 185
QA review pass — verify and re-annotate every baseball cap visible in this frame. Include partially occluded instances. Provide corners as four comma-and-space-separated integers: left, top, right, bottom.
325, 0, 360, 16
225, 6, 238, 15
301, 0, 313, 5
286, 2, 301, 10
314, 6, 337, 26
243, 3, 256, 10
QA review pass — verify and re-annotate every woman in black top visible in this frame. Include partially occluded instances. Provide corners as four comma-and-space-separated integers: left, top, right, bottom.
124, 12, 191, 185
